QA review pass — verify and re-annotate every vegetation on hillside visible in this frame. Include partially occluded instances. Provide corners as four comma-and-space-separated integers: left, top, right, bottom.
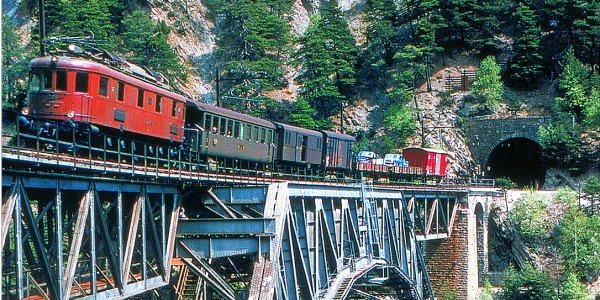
502, 185, 600, 298
2, 0, 599, 159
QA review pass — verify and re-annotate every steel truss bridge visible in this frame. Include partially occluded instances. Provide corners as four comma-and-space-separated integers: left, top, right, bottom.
2, 127, 468, 300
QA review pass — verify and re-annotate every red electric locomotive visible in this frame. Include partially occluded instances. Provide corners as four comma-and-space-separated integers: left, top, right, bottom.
21, 46, 186, 144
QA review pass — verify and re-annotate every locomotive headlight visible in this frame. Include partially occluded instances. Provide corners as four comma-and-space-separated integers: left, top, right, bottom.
51, 55, 58, 67
67, 110, 75, 118
21, 107, 30, 115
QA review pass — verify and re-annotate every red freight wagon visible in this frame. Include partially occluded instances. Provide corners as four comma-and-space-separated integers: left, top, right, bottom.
402, 147, 449, 177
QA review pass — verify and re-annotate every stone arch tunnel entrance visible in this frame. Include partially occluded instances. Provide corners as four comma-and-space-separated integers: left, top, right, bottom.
486, 138, 546, 188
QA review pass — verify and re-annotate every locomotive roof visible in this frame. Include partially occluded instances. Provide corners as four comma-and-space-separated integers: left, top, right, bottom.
321, 130, 356, 142
186, 101, 275, 129
29, 55, 186, 100
273, 122, 322, 137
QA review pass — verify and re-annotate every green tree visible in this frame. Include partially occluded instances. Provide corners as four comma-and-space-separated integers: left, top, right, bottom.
561, 273, 588, 300
290, 98, 317, 129
382, 104, 417, 151
558, 205, 600, 282
555, 49, 589, 122
508, 191, 549, 245
508, 3, 544, 87
119, 10, 186, 81
471, 55, 504, 109
2, 15, 30, 108
212, 0, 290, 106
498, 264, 556, 300
583, 176, 600, 215
295, 0, 358, 119
44, 0, 121, 41
479, 279, 494, 300
539, 115, 582, 167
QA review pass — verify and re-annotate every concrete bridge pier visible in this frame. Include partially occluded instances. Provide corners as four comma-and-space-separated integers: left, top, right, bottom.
423, 189, 500, 300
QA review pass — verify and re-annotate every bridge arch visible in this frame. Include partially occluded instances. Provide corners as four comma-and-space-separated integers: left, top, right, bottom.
486, 137, 546, 188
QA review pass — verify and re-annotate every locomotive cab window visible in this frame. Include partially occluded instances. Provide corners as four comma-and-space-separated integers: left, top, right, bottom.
117, 81, 125, 101
156, 95, 162, 112
55, 70, 67, 91
137, 89, 144, 107
29, 69, 67, 92
75, 72, 89, 93
171, 100, 178, 117
99, 77, 109, 96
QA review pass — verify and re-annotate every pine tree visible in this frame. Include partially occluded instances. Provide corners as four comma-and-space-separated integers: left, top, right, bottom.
120, 11, 186, 81
45, 0, 121, 41
295, 0, 358, 119
2, 15, 29, 107
471, 55, 504, 109
290, 98, 317, 129
508, 3, 544, 87
212, 0, 290, 106
561, 273, 588, 300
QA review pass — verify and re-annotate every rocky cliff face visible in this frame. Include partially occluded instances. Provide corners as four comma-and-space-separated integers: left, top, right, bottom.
5, 0, 553, 180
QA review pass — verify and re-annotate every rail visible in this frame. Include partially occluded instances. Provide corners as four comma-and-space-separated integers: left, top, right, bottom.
2, 110, 493, 190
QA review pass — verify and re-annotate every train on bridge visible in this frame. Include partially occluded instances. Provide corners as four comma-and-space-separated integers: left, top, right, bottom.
14, 38, 449, 183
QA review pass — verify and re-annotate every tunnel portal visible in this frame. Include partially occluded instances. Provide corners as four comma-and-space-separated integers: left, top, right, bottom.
486, 138, 546, 188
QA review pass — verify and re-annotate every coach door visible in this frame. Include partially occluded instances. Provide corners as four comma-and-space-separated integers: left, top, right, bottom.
297, 135, 307, 162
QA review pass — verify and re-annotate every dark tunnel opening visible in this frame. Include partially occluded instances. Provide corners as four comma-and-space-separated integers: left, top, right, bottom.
486, 138, 546, 188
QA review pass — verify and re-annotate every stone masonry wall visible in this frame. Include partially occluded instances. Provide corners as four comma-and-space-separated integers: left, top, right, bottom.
424, 202, 479, 300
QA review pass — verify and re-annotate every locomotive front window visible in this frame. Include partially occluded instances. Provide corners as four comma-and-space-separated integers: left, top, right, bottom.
42, 70, 53, 90
55, 70, 67, 91
117, 81, 125, 101
75, 72, 89, 93
28, 71, 42, 91
99, 77, 108, 96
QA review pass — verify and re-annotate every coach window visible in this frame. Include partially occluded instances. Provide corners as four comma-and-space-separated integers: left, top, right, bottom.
267, 130, 273, 144
253, 127, 259, 143
245, 124, 252, 141
234, 122, 241, 139
99, 77, 109, 96
260, 128, 266, 144
284, 132, 291, 144
219, 118, 226, 135
75, 72, 89, 93
137, 89, 144, 107
204, 115, 212, 132
171, 100, 178, 117
226, 120, 233, 137
117, 81, 125, 101
156, 95, 162, 112
56, 70, 67, 91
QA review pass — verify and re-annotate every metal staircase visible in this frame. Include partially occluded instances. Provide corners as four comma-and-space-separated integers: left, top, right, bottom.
362, 181, 381, 258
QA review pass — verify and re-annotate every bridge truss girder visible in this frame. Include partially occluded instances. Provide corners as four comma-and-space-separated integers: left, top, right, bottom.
175, 183, 444, 300
1, 174, 180, 299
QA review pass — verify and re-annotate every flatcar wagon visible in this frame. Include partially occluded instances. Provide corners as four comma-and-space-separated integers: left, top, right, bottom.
402, 147, 450, 177
22, 53, 186, 143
